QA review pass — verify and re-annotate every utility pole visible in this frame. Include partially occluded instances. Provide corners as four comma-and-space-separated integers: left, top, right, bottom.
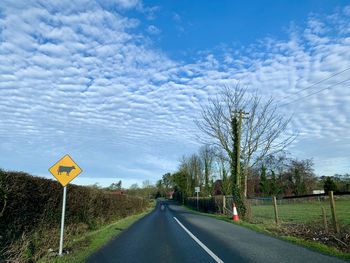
236, 111, 243, 188
232, 110, 249, 191
231, 115, 238, 187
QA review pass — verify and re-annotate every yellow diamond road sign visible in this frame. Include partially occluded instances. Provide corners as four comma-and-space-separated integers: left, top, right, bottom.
49, 154, 82, 186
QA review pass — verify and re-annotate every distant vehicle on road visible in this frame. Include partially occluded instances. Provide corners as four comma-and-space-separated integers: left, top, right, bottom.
57, 166, 75, 176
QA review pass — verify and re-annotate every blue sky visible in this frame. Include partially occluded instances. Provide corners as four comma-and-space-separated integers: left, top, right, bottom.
0, 0, 350, 188
141, 0, 348, 59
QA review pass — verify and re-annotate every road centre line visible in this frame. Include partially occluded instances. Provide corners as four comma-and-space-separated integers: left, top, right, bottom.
173, 216, 224, 263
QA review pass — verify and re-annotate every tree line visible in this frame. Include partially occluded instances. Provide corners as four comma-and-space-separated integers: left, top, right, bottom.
155, 85, 349, 217
89, 179, 160, 199
155, 153, 349, 199
104, 86, 349, 212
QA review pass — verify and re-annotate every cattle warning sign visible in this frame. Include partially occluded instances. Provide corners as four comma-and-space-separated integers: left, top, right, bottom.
49, 154, 82, 186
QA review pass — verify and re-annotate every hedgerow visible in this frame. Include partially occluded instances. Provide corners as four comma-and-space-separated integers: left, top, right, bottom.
0, 169, 148, 262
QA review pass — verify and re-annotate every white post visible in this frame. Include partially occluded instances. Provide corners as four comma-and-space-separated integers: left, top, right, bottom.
59, 186, 67, 256
197, 192, 199, 210
223, 195, 226, 214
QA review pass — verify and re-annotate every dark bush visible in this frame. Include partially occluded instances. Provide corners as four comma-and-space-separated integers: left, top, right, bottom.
323, 176, 338, 194
185, 196, 223, 214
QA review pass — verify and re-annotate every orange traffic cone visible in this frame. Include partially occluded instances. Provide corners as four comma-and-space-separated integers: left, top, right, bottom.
232, 203, 239, 221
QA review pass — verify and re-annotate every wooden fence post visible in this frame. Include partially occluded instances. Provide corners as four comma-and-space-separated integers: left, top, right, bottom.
321, 206, 328, 233
329, 191, 340, 234
273, 196, 279, 225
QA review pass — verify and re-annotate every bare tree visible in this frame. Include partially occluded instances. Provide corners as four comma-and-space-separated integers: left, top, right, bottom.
179, 154, 202, 196
199, 145, 215, 196
196, 85, 295, 197
215, 148, 231, 195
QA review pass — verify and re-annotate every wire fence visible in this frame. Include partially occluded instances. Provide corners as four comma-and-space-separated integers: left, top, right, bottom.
186, 192, 350, 232
185, 192, 350, 251
247, 193, 350, 228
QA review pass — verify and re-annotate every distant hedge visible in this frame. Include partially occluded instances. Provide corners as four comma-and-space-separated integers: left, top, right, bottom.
0, 169, 148, 261
185, 196, 223, 214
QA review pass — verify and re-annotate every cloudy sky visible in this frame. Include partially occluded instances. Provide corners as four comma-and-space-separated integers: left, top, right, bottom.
0, 0, 350, 187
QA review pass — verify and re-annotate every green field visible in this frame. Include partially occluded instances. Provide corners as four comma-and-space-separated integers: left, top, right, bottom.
251, 199, 350, 225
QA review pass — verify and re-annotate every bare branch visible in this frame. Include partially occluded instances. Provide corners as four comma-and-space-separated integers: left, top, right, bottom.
195, 85, 296, 196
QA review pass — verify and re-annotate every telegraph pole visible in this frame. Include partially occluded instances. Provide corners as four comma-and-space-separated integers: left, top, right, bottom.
236, 111, 242, 188
231, 115, 238, 187
232, 110, 249, 189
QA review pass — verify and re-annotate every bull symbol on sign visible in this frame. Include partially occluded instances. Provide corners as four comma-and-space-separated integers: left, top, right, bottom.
58, 166, 75, 176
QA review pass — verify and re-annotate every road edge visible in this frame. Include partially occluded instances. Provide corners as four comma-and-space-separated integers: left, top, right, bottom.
181, 204, 350, 261
38, 205, 156, 263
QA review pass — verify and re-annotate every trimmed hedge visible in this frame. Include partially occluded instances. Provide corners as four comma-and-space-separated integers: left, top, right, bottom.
185, 196, 223, 214
0, 170, 148, 261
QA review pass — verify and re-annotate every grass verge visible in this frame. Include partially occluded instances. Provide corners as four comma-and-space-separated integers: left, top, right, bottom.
182, 205, 350, 261
39, 207, 154, 263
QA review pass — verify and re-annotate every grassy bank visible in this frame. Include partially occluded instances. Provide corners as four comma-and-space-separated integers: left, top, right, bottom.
182, 205, 350, 261
39, 207, 154, 263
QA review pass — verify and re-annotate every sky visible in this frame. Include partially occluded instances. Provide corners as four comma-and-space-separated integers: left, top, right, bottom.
0, 0, 350, 188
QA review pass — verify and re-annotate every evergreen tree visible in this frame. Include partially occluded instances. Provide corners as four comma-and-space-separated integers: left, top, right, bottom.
323, 177, 337, 194
269, 170, 280, 196
259, 164, 269, 196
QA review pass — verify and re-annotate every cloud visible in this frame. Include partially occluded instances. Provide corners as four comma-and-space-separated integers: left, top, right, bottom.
147, 25, 161, 35
172, 13, 181, 23
0, 2, 349, 184
99, 0, 143, 10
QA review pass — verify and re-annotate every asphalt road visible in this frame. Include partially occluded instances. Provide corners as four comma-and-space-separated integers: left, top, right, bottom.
87, 200, 345, 263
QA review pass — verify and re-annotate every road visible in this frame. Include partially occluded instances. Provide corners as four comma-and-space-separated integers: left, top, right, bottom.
87, 200, 345, 263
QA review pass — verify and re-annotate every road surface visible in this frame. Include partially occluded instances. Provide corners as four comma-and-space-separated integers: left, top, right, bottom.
87, 200, 345, 263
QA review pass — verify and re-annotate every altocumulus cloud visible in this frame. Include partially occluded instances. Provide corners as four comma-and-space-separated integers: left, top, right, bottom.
0, 1, 349, 186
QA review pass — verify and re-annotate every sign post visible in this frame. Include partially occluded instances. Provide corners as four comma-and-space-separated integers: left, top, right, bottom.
49, 154, 82, 256
59, 186, 67, 256
195, 187, 200, 211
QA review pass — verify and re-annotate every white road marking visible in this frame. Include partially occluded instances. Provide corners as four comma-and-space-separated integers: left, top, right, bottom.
173, 216, 224, 263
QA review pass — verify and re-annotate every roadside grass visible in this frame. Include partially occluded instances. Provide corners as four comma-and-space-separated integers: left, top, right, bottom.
251, 199, 350, 225
182, 205, 350, 261
39, 206, 155, 263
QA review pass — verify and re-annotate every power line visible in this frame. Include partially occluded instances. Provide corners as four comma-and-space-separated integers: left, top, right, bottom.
279, 78, 350, 106
280, 67, 350, 102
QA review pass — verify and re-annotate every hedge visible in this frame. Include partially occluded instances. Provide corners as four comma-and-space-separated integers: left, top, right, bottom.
0, 169, 149, 261
185, 196, 223, 214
